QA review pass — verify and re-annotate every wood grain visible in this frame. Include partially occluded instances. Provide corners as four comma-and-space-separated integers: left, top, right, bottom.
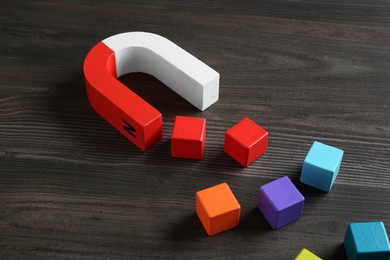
1, 0, 389, 259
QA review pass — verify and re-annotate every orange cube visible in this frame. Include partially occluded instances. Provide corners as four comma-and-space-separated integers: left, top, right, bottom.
196, 183, 241, 236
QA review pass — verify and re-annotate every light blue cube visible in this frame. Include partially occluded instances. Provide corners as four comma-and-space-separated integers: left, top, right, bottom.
344, 221, 390, 260
300, 141, 343, 192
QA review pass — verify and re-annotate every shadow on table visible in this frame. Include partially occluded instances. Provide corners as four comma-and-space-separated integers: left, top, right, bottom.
169, 208, 273, 243
169, 213, 208, 241
288, 164, 330, 204
239, 207, 273, 234
327, 243, 347, 260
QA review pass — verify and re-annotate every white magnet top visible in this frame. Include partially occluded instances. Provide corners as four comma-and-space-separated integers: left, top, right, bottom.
102, 32, 219, 111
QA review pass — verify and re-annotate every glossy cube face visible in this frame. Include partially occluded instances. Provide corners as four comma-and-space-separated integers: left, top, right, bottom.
258, 176, 304, 229
196, 183, 241, 236
171, 116, 206, 160
224, 117, 268, 167
301, 141, 344, 192
295, 248, 322, 260
344, 222, 390, 260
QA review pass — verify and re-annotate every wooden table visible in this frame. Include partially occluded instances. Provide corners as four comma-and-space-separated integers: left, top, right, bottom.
1, 1, 389, 259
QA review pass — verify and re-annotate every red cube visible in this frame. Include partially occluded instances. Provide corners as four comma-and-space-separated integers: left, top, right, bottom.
171, 116, 206, 160
224, 117, 268, 167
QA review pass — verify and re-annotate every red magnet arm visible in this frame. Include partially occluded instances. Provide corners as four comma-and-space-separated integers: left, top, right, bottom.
83, 41, 162, 152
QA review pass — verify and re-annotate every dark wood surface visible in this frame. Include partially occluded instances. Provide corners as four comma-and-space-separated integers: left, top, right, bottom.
1, 1, 389, 259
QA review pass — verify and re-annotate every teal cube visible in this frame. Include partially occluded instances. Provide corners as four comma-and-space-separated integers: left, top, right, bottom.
344, 222, 390, 260
300, 141, 343, 192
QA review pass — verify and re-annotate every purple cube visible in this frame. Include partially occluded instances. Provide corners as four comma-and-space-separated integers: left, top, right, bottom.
258, 176, 305, 229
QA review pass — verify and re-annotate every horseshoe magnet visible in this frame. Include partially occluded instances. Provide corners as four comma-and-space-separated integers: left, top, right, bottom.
83, 32, 220, 151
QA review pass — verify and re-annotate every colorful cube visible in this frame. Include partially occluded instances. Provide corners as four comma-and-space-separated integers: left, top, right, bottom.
171, 116, 206, 160
300, 141, 344, 192
295, 248, 322, 260
344, 221, 390, 260
224, 117, 268, 167
258, 176, 304, 229
196, 183, 241, 236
